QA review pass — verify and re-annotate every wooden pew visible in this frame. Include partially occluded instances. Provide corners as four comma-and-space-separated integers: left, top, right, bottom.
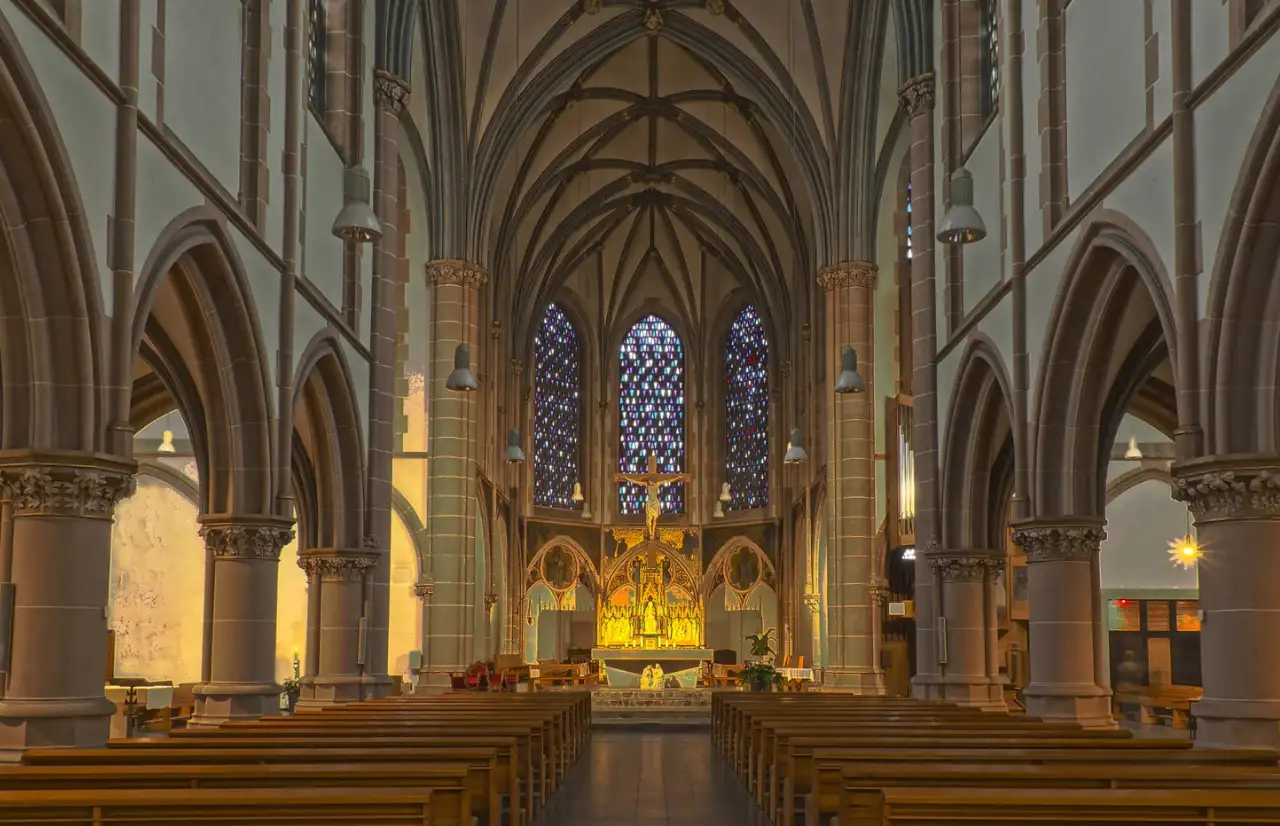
841, 787, 1280, 826
0, 786, 435, 825
804, 746, 1280, 826
0, 763, 470, 826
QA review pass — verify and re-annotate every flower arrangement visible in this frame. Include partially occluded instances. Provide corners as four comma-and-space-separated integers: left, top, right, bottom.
741, 661, 781, 692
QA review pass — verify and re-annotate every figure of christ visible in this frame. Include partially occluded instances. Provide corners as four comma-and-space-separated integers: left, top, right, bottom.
615, 454, 689, 540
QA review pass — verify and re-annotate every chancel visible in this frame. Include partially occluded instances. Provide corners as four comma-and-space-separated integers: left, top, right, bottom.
0, 0, 1278, 821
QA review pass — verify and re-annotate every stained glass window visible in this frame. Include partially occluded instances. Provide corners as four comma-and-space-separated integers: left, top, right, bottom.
307, 0, 327, 113
534, 304, 582, 509
979, 0, 1000, 118
618, 315, 685, 515
724, 305, 769, 510
905, 181, 913, 260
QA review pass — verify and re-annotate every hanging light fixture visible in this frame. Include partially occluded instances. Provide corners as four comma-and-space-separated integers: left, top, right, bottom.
445, 343, 479, 391
713, 501, 725, 518
571, 482, 584, 502
158, 429, 177, 454
1124, 437, 1143, 460
784, 427, 809, 464
331, 166, 382, 242
719, 482, 732, 503
936, 166, 987, 245
505, 428, 526, 464
1168, 533, 1201, 569
834, 345, 865, 394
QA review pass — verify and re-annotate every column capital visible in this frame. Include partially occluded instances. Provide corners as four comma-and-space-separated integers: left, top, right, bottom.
0, 452, 136, 519
373, 69, 409, 113
1010, 518, 1106, 563
898, 73, 936, 117
199, 518, 295, 560
929, 551, 1005, 581
1171, 455, 1280, 523
297, 548, 377, 581
426, 259, 488, 289
413, 579, 435, 600
817, 261, 878, 292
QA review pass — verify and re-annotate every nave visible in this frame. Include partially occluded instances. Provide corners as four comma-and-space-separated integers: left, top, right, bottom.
533, 731, 767, 826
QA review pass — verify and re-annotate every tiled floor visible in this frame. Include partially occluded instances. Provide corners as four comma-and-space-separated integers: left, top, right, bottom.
534, 730, 769, 826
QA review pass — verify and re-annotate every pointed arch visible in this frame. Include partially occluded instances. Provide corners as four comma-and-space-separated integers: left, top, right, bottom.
1030, 212, 1177, 518
533, 302, 584, 510
941, 336, 1016, 550
0, 13, 105, 451
617, 313, 687, 516
293, 330, 366, 549
132, 207, 276, 516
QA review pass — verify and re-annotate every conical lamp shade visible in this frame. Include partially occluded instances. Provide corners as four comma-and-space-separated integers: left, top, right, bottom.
713, 501, 725, 518
571, 482, 584, 502
505, 427, 526, 463
834, 345, 865, 393
158, 430, 177, 454
1124, 437, 1142, 460
719, 482, 732, 503
445, 343, 479, 391
784, 427, 808, 464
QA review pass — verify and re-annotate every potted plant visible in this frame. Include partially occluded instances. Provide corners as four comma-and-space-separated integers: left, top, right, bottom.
281, 677, 301, 712
741, 661, 780, 692
745, 628, 776, 661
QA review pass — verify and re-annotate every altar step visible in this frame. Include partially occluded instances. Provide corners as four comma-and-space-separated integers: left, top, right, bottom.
589, 687, 713, 729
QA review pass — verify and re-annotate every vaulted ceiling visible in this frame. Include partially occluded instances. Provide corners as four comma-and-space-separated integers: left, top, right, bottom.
394, 0, 930, 357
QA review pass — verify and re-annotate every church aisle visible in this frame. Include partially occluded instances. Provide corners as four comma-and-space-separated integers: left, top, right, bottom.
533, 730, 770, 826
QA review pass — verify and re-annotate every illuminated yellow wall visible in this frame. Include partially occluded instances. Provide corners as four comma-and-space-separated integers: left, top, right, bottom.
109, 476, 204, 684
275, 533, 306, 680
388, 505, 422, 676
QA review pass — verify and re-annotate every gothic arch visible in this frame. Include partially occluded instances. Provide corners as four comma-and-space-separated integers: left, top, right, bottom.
131, 207, 276, 517
292, 331, 366, 550
527, 535, 600, 597
0, 14, 105, 452
1203, 74, 1280, 454
1030, 212, 1177, 518
941, 336, 1017, 550
137, 458, 200, 503
1105, 465, 1174, 505
390, 487, 428, 576
701, 536, 777, 600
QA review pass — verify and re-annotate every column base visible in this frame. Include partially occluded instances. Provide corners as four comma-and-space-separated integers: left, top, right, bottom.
1192, 698, 1280, 749
1023, 682, 1115, 728
910, 673, 943, 701
361, 671, 398, 698
822, 667, 886, 694
296, 675, 368, 709
938, 676, 1007, 711
189, 681, 282, 728
0, 696, 116, 761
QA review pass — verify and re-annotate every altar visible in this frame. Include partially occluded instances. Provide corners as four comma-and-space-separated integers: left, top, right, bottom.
592, 457, 709, 689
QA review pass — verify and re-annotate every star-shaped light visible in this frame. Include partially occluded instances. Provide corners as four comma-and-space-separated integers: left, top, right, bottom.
1168, 534, 1202, 569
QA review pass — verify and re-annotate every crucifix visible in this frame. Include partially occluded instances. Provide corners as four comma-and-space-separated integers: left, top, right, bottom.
615, 454, 688, 540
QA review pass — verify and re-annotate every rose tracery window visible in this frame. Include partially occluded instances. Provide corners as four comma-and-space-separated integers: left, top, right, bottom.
724, 305, 769, 510
534, 304, 582, 509
618, 315, 685, 515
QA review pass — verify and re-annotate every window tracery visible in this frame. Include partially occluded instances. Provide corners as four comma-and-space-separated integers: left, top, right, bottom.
724, 305, 769, 510
978, 0, 1000, 119
618, 315, 685, 515
307, 0, 327, 113
534, 304, 582, 509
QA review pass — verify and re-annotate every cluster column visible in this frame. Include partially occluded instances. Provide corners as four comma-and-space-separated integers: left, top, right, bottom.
422, 259, 486, 685
1010, 519, 1113, 727
0, 454, 135, 759
1172, 458, 1280, 749
818, 261, 883, 693
190, 517, 295, 727
931, 551, 1006, 709
297, 545, 378, 707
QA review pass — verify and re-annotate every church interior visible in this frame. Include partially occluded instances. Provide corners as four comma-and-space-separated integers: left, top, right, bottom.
0, 0, 1277, 822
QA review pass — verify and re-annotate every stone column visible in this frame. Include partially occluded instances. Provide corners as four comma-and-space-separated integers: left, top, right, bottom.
898, 73, 943, 699
297, 547, 377, 707
0, 455, 135, 758
423, 259, 486, 686
364, 70, 410, 697
190, 517, 295, 727
1172, 458, 1280, 749
1010, 519, 1113, 727
932, 551, 1005, 709
818, 261, 883, 693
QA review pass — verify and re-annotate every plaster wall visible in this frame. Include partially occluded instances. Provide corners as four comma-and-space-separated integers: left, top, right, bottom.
1100, 479, 1197, 592
962, 126, 1004, 313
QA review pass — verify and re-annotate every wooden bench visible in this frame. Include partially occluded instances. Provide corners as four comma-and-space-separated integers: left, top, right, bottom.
0, 786, 435, 825
840, 786, 1280, 825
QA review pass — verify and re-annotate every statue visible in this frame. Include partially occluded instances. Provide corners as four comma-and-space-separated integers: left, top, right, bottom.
642, 598, 659, 635
616, 454, 689, 540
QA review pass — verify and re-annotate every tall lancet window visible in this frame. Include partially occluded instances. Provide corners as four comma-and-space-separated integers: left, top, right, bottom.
724, 305, 769, 510
978, 0, 1000, 118
534, 304, 582, 509
618, 315, 686, 515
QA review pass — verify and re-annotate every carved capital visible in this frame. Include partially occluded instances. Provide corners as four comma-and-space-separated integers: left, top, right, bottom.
706, 0, 725, 13
644, 8, 663, 34
869, 581, 891, 606
1171, 457, 1280, 523
425, 259, 488, 289
803, 592, 822, 612
929, 552, 1003, 582
0, 456, 136, 519
200, 520, 295, 561
413, 580, 435, 600
373, 69, 409, 113
298, 549, 377, 581
484, 591, 500, 609
817, 261, 878, 292
898, 73, 936, 117
1010, 520, 1106, 563
363, 534, 380, 555
582, 0, 603, 13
